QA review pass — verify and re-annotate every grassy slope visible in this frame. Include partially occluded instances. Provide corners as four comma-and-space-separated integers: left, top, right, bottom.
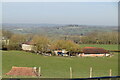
80, 44, 118, 50
2, 45, 118, 78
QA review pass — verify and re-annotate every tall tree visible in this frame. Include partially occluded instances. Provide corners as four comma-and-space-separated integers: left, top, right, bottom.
8, 34, 26, 50
2, 30, 13, 39
32, 35, 50, 53
50, 40, 81, 52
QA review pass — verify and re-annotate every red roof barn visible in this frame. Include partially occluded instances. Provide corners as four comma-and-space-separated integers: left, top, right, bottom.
82, 47, 109, 54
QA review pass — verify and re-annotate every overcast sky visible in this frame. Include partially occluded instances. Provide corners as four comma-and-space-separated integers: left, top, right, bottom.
2, 2, 118, 26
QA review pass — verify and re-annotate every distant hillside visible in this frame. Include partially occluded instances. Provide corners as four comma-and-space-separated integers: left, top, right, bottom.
2, 23, 118, 37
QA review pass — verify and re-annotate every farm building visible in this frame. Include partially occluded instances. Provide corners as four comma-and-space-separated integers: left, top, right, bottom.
6, 66, 40, 76
80, 47, 110, 57
21, 41, 36, 51
0, 37, 10, 50
54, 49, 68, 56
1, 37, 10, 45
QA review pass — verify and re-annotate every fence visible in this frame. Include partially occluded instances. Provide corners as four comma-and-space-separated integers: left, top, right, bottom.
69, 67, 114, 79
4, 66, 119, 79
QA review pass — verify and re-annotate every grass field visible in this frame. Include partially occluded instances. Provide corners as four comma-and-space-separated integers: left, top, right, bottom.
80, 44, 118, 50
2, 44, 119, 78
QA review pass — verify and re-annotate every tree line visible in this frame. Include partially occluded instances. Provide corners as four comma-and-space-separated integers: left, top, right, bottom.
1, 30, 119, 52
80, 32, 119, 44
1, 30, 80, 53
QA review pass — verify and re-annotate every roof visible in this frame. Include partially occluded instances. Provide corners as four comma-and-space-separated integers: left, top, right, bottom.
22, 41, 35, 45
82, 47, 109, 54
6, 67, 38, 76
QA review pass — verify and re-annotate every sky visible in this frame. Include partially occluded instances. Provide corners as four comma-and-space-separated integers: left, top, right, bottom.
2, 2, 118, 26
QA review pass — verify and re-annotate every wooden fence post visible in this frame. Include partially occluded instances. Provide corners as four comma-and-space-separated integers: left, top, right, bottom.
34, 67, 37, 73
38, 67, 41, 77
90, 67, 92, 78
70, 67, 72, 78
109, 69, 112, 76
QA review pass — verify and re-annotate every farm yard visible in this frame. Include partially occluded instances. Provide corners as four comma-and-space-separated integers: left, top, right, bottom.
2, 44, 119, 78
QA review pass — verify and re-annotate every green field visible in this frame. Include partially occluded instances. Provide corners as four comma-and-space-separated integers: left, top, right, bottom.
80, 44, 118, 50
2, 44, 119, 78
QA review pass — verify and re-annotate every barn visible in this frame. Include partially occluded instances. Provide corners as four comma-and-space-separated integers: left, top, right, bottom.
80, 47, 110, 57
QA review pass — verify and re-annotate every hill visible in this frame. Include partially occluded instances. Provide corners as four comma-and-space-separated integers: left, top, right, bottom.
2, 24, 118, 37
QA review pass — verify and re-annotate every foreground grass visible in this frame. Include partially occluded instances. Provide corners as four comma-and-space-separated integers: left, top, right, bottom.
2, 50, 118, 78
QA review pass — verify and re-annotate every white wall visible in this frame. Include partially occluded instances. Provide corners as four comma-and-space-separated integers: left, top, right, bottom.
22, 44, 33, 51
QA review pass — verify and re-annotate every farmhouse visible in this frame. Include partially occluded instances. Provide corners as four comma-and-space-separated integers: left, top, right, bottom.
22, 41, 36, 51
81, 47, 110, 57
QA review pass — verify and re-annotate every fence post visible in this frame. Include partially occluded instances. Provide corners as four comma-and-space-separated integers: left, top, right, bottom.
34, 67, 37, 73
38, 67, 41, 77
109, 69, 112, 76
70, 67, 72, 78
90, 67, 92, 78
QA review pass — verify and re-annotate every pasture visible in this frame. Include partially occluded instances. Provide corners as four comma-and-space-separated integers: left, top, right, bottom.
80, 44, 118, 50
2, 44, 119, 78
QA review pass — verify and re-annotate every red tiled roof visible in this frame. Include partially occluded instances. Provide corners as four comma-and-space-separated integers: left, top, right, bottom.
23, 41, 35, 45
6, 67, 38, 76
82, 47, 109, 53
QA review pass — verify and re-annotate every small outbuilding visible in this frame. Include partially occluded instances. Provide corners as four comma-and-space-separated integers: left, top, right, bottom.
6, 66, 40, 76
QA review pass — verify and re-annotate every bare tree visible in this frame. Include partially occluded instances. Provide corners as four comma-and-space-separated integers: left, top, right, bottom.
32, 35, 50, 53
